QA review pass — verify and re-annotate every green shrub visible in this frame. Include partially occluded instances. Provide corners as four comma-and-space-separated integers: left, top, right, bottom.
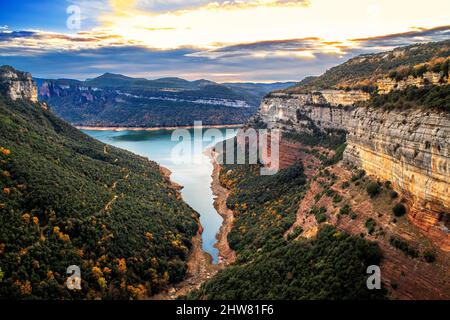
389, 236, 419, 258
341, 181, 350, 189
333, 194, 343, 203
312, 206, 327, 223
392, 203, 406, 217
366, 182, 381, 197
351, 170, 366, 182
339, 204, 351, 215
423, 250, 436, 263
390, 191, 398, 199
287, 226, 303, 241
365, 218, 376, 235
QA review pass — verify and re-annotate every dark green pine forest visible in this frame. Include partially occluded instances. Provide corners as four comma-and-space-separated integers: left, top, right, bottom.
0, 96, 199, 299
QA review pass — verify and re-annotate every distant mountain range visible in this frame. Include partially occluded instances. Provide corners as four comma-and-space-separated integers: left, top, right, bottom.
35, 73, 296, 128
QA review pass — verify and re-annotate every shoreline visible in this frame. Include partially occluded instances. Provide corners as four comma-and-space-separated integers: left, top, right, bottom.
152, 165, 221, 300
206, 147, 237, 265
77, 124, 243, 132
150, 149, 236, 299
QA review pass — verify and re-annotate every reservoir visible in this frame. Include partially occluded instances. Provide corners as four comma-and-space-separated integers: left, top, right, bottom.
83, 127, 238, 263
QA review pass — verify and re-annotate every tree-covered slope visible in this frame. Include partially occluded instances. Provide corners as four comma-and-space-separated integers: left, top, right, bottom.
189, 141, 386, 300
190, 225, 385, 300
34, 74, 296, 128
0, 96, 199, 299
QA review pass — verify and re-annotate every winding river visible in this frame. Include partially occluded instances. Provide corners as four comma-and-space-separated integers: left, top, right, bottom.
83, 127, 237, 263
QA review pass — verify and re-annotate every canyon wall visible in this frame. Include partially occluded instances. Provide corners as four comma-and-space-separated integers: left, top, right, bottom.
0, 66, 38, 102
377, 72, 448, 94
258, 91, 450, 251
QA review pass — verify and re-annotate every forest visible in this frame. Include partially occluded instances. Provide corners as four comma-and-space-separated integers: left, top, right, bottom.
364, 84, 450, 111
0, 96, 199, 299
188, 137, 386, 300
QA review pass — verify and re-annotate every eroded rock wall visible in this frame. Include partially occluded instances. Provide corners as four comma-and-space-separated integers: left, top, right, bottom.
0, 66, 38, 102
257, 92, 450, 250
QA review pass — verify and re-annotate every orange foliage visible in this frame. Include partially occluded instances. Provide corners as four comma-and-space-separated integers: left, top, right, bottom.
0, 147, 11, 156
14, 280, 32, 296
92, 266, 103, 279
117, 258, 127, 273
127, 284, 146, 299
47, 270, 55, 279
53, 226, 70, 242
145, 232, 153, 241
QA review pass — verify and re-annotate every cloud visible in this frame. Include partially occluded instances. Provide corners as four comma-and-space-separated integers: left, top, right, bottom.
1, 1, 449, 82
350, 25, 450, 50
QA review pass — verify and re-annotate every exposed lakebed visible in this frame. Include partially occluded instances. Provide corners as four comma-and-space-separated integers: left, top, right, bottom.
83, 127, 238, 263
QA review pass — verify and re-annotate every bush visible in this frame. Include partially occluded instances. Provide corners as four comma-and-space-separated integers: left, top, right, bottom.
287, 226, 303, 241
333, 194, 343, 203
339, 204, 351, 215
366, 182, 381, 197
351, 170, 366, 182
365, 218, 376, 235
392, 203, 406, 217
312, 206, 327, 223
423, 250, 436, 263
341, 181, 350, 189
389, 236, 419, 258
390, 191, 398, 199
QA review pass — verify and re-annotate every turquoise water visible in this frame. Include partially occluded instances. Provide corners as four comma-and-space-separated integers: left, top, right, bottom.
83, 127, 238, 263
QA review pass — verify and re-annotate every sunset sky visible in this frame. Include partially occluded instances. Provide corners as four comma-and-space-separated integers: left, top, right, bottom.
0, 0, 449, 82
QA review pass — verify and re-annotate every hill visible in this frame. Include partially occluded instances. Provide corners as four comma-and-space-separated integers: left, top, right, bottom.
283, 39, 450, 93
0, 70, 199, 299
35, 74, 294, 128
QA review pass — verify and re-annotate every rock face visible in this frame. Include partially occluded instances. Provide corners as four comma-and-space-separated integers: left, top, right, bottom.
377, 72, 445, 94
0, 66, 38, 102
260, 90, 369, 133
257, 92, 450, 251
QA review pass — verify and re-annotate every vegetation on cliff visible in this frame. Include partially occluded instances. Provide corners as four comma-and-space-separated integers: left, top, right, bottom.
282, 39, 450, 93
0, 96, 198, 299
189, 138, 386, 299
190, 225, 385, 300
364, 84, 450, 111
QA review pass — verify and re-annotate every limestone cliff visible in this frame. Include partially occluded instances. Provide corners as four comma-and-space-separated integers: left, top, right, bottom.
377, 71, 447, 94
257, 92, 450, 251
0, 65, 38, 102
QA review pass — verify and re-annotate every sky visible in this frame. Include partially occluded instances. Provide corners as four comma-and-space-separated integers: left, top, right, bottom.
0, 0, 449, 82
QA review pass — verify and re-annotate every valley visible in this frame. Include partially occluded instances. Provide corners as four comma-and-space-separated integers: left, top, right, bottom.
0, 39, 449, 300
35, 74, 294, 129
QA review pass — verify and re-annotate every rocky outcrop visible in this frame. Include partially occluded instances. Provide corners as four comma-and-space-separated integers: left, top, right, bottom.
0, 66, 38, 102
377, 72, 446, 94
344, 107, 450, 251
257, 92, 450, 251
260, 90, 369, 133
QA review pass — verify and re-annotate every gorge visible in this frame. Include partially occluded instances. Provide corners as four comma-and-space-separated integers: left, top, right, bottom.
1, 39, 449, 300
